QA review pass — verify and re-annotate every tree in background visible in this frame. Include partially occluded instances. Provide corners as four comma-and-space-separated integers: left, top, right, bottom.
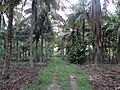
29, 0, 37, 67
2, 0, 14, 79
90, 0, 102, 64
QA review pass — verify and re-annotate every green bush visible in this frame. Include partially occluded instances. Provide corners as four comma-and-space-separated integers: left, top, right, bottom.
67, 46, 87, 64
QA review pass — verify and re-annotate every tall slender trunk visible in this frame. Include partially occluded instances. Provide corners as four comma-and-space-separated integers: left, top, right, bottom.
90, 0, 102, 64
0, 0, 2, 31
117, 27, 120, 63
29, 0, 36, 67
0, 13, 1, 31
82, 20, 85, 43
23, 48, 25, 60
61, 41, 64, 57
16, 40, 19, 60
41, 27, 44, 61
108, 35, 111, 63
3, 39, 6, 60
2, 0, 14, 79
36, 41, 39, 61
39, 11, 46, 62
93, 34, 100, 64
100, 30, 104, 63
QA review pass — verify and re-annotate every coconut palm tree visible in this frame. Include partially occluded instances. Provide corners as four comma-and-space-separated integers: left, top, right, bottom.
29, 0, 37, 67
1, 0, 22, 79
2, 0, 14, 79
90, 0, 102, 64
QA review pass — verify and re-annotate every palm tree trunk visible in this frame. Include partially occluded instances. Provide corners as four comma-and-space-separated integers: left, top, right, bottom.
117, 42, 120, 63
117, 27, 120, 63
0, 13, 1, 31
39, 11, 46, 62
0, 0, 2, 31
36, 41, 39, 61
16, 40, 19, 60
2, 0, 14, 79
41, 27, 44, 61
82, 20, 85, 43
94, 35, 100, 64
90, 0, 102, 64
29, 0, 36, 67
108, 36, 111, 63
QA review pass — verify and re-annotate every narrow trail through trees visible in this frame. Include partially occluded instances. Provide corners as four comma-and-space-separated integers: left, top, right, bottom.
47, 65, 78, 90
47, 66, 61, 90
70, 74, 77, 90
31, 58, 92, 90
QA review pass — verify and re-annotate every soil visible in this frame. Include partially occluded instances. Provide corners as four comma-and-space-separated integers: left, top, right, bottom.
47, 65, 61, 90
47, 74, 78, 90
81, 64, 120, 90
0, 61, 120, 90
0, 62, 46, 90
70, 74, 77, 90
47, 83, 61, 90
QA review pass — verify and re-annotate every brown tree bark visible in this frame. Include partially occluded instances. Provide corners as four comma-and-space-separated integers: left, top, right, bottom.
29, 0, 37, 67
117, 27, 120, 63
40, 15, 45, 62
39, 11, 46, 62
0, 0, 2, 31
0, 13, 1, 31
90, 0, 102, 64
82, 20, 85, 43
2, 0, 14, 79
41, 33, 44, 61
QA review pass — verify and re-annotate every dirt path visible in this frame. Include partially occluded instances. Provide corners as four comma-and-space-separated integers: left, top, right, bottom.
47, 66, 61, 90
47, 67, 77, 90
70, 74, 77, 90
47, 65, 78, 90
47, 83, 61, 90
47, 75, 78, 90
47, 74, 78, 90
0, 58, 93, 90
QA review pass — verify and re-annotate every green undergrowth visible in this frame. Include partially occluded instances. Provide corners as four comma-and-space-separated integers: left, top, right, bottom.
21, 57, 93, 90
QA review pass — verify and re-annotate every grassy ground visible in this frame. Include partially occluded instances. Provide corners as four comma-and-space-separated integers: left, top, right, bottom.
21, 57, 92, 90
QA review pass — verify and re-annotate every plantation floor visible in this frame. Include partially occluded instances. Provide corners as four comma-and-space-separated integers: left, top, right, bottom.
22, 57, 92, 90
0, 62, 46, 90
0, 58, 120, 90
81, 64, 120, 90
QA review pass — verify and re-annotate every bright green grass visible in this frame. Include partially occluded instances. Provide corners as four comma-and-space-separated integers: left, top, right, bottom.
21, 57, 93, 90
